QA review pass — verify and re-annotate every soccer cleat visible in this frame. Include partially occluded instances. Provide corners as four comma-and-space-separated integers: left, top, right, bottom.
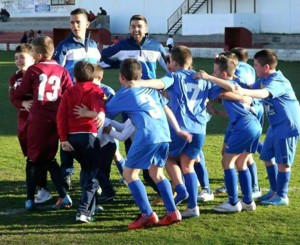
213, 200, 242, 213
260, 194, 289, 206
34, 188, 52, 204
252, 188, 262, 199
128, 212, 159, 230
53, 194, 72, 209
242, 200, 257, 211
181, 206, 200, 218
76, 213, 95, 223
256, 189, 276, 202
214, 185, 227, 194
25, 199, 35, 211
158, 210, 182, 226
174, 190, 189, 206
197, 189, 214, 202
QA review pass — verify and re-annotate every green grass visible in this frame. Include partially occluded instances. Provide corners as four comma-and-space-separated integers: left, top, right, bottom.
0, 50, 300, 244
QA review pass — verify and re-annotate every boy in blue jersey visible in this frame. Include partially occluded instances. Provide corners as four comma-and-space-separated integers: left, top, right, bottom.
165, 54, 214, 203
106, 58, 191, 229
195, 55, 262, 212
214, 51, 263, 199
235, 49, 300, 206
231, 48, 264, 198
52, 8, 102, 190
139, 46, 229, 217
101, 14, 169, 191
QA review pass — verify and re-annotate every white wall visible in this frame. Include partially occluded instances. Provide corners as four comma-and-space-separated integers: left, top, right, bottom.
1, 0, 300, 34
79, 0, 183, 34
182, 13, 260, 35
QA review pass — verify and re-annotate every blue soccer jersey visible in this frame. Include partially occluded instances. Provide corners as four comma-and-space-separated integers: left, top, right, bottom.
235, 61, 256, 88
160, 69, 215, 134
259, 70, 300, 138
105, 86, 171, 146
101, 36, 168, 79
53, 33, 101, 82
210, 80, 257, 124
210, 81, 262, 153
234, 64, 264, 127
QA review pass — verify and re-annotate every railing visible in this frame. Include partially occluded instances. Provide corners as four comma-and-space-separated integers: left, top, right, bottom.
167, 0, 207, 34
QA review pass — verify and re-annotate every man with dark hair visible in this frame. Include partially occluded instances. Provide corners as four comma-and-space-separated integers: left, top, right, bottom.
53, 8, 101, 190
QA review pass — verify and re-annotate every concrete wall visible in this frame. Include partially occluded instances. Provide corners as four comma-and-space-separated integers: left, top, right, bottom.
182, 14, 260, 35
1, 0, 300, 34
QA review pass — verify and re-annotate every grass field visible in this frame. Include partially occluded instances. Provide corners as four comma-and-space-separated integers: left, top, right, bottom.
0, 50, 300, 245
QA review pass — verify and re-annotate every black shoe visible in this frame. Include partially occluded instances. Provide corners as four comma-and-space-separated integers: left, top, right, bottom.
97, 191, 115, 203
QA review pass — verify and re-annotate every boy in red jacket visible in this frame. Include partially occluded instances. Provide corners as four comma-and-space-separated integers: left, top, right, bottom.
57, 61, 105, 223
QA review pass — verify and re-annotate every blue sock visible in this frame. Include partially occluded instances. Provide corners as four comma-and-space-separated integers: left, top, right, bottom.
266, 165, 278, 192
238, 169, 252, 204
276, 171, 291, 198
194, 151, 210, 192
128, 179, 152, 216
248, 162, 259, 192
156, 179, 176, 213
183, 172, 198, 209
174, 184, 188, 205
116, 158, 125, 176
224, 169, 239, 205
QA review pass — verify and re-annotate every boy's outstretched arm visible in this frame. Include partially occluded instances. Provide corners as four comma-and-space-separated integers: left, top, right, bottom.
235, 86, 271, 99
194, 70, 235, 92
163, 105, 192, 143
137, 79, 166, 90
219, 91, 253, 105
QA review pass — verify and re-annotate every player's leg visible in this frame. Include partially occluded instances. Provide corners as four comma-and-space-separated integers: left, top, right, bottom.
257, 127, 277, 202
213, 153, 241, 213
236, 153, 256, 211
194, 150, 214, 202
96, 142, 116, 202
124, 145, 159, 229
261, 136, 299, 206
166, 157, 188, 205
180, 153, 200, 217
60, 148, 74, 190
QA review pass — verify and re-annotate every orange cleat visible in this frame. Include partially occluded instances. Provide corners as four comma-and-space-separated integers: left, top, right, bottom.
128, 212, 159, 230
157, 210, 182, 226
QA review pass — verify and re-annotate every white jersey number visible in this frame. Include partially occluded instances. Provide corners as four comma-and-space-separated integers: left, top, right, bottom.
186, 83, 200, 111
38, 74, 61, 102
140, 94, 162, 119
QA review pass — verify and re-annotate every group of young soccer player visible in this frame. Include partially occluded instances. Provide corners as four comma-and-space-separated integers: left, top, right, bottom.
8, 10, 300, 230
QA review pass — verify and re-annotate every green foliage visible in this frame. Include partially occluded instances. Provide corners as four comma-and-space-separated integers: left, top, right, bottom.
0, 51, 299, 244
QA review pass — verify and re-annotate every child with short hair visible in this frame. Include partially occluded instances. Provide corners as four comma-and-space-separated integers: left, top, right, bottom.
105, 58, 191, 229
8, 44, 53, 205
139, 46, 220, 217
57, 61, 105, 222
13, 36, 73, 210
195, 55, 262, 212
235, 49, 300, 205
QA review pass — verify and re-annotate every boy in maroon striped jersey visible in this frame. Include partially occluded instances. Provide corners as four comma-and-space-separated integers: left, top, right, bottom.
13, 36, 73, 211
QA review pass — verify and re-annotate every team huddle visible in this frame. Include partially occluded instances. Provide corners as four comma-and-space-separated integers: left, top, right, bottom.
8, 8, 300, 230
